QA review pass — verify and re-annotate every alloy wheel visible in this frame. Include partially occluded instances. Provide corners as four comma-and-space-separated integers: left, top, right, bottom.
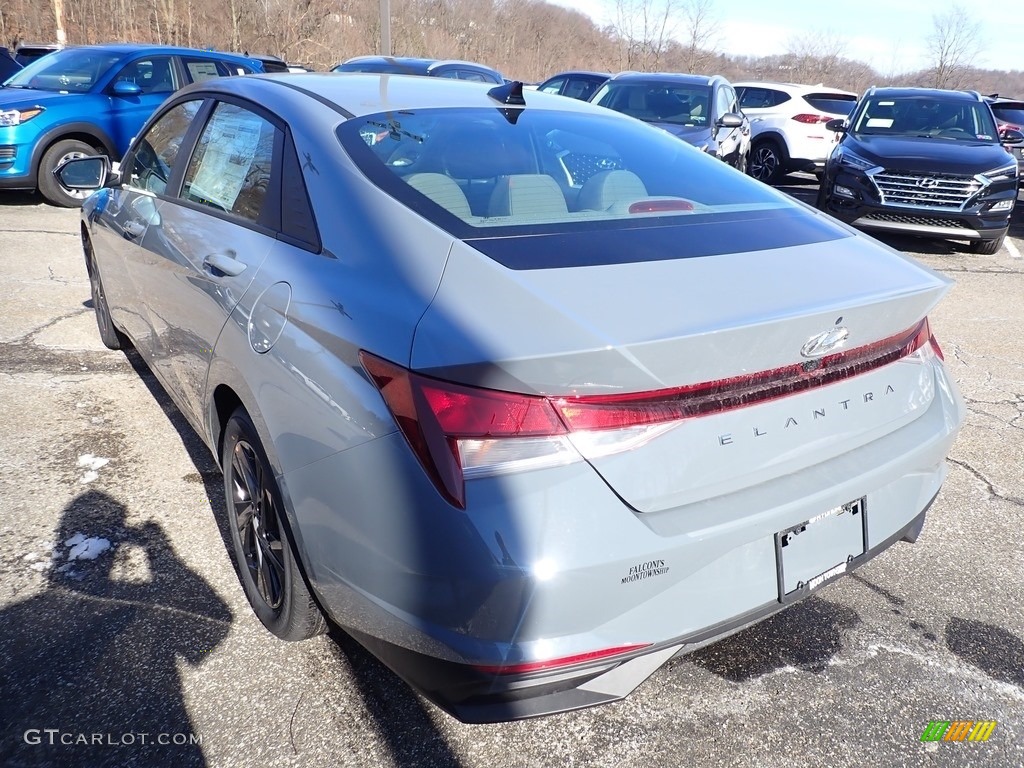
230, 439, 286, 610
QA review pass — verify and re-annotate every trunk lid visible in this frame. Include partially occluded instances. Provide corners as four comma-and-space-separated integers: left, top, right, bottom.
411, 226, 951, 511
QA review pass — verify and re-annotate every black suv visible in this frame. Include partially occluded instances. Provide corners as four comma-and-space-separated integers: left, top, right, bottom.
818, 87, 1022, 254
332, 56, 503, 84
985, 95, 1024, 172
589, 72, 750, 171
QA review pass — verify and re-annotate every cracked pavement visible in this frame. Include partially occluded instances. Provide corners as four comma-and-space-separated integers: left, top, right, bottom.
0, 187, 1022, 767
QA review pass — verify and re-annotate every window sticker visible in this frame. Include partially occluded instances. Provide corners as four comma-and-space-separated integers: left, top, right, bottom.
189, 112, 262, 210
187, 61, 220, 83
866, 118, 894, 128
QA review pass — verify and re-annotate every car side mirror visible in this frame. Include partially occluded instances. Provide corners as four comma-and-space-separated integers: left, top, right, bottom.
825, 118, 846, 133
717, 112, 743, 128
54, 155, 118, 190
999, 128, 1024, 146
111, 80, 142, 96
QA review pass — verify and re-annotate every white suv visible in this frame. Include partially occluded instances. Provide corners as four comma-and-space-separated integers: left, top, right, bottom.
735, 82, 857, 184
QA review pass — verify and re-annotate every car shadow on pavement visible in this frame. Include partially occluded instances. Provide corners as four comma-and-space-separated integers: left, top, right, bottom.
0, 490, 232, 767
684, 596, 861, 682
327, 628, 467, 768
0, 190, 46, 207
945, 617, 1024, 688
119, 345, 467, 765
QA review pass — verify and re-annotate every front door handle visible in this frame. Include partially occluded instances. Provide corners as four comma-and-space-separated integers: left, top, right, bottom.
203, 253, 246, 277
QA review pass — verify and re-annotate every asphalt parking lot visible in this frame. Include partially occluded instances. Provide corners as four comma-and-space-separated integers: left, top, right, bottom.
1, 181, 1022, 768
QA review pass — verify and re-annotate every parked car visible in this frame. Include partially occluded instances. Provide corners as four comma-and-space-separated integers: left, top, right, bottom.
735, 81, 857, 183
58, 73, 964, 723
537, 70, 609, 101
0, 43, 260, 206
13, 42, 63, 66
590, 72, 750, 171
984, 95, 1024, 172
818, 87, 1022, 255
247, 53, 290, 73
0, 47, 21, 83
332, 55, 503, 84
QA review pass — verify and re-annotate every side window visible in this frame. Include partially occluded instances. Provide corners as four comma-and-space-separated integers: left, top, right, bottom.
113, 56, 176, 94
128, 99, 204, 195
715, 87, 732, 121
458, 71, 489, 82
181, 57, 244, 84
565, 79, 598, 100
540, 78, 565, 95
182, 101, 278, 223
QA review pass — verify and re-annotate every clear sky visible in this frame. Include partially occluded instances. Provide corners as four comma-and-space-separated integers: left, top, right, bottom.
547, 0, 1024, 74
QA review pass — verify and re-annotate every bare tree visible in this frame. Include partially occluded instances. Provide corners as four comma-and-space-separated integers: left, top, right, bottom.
925, 3, 985, 89
679, 0, 718, 73
611, 0, 679, 71
784, 28, 847, 84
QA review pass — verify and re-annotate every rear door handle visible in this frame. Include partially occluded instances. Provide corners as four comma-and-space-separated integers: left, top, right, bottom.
203, 253, 246, 277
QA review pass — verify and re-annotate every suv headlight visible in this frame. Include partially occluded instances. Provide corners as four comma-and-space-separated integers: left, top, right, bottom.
0, 107, 45, 127
980, 162, 1018, 182
838, 150, 878, 171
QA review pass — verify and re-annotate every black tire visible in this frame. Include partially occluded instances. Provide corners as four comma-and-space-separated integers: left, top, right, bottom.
970, 232, 1005, 255
37, 139, 97, 208
815, 180, 831, 211
749, 139, 786, 184
222, 407, 327, 641
84, 234, 127, 350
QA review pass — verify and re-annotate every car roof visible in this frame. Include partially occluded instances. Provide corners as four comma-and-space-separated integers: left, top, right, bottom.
44, 42, 253, 59
339, 55, 499, 72
542, 70, 610, 79
607, 71, 717, 86
733, 81, 855, 95
866, 86, 983, 101
189, 72, 607, 117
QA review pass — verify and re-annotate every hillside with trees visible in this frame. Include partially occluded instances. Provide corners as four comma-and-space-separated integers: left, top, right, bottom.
4, 0, 1024, 96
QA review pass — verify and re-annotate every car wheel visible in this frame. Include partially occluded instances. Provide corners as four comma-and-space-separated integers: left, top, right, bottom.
970, 232, 1006, 255
38, 139, 98, 208
749, 140, 785, 184
222, 407, 327, 641
84, 235, 128, 350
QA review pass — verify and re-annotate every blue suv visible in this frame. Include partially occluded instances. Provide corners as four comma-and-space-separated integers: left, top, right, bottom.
0, 43, 260, 206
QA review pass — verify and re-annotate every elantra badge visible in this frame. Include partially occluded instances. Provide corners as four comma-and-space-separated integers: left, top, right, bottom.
801, 325, 850, 358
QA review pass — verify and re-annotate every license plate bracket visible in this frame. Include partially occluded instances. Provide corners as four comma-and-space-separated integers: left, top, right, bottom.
775, 498, 867, 603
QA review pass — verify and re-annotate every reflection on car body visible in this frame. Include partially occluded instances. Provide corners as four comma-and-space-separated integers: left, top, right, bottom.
64, 74, 965, 724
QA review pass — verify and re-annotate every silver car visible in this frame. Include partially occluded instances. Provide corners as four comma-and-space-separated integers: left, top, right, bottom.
60, 73, 965, 723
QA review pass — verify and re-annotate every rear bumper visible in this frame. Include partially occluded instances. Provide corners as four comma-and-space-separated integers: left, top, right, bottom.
349, 503, 932, 723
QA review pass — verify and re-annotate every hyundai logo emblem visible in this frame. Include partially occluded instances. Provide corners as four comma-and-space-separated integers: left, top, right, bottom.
916, 177, 940, 189
801, 326, 850, 358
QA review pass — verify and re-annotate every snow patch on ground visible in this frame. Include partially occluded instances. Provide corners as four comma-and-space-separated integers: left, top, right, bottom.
76, 453, 111, 484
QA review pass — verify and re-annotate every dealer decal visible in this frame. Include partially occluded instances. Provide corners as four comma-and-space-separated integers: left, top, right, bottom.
621, 559, 670, 584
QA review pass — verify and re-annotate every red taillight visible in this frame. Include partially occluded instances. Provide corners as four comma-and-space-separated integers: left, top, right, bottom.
473, 643, 651, 675
361, 318, 940, 507
792, 113, 831, 124
556, 318, 936, 431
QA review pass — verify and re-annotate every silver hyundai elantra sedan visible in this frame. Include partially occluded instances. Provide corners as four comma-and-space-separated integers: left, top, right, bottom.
59, 73, 966, 723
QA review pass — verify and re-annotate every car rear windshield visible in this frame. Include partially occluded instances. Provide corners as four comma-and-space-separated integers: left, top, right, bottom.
803, 93, 857, 115
851, 96, 999, 141
991, 103, 1024, 127
337, 106, 790, 239
4, 47, 121, 91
